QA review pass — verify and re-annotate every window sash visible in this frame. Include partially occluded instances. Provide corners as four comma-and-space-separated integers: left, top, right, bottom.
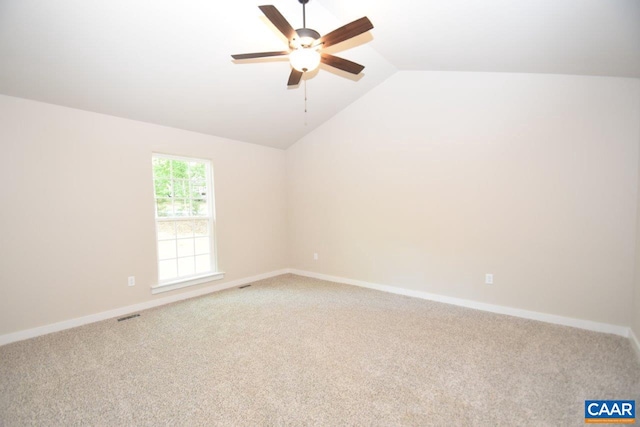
152, 153, 217, 285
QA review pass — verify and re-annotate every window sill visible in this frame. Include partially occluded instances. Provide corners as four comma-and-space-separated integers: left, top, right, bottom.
151, 272, 225, 295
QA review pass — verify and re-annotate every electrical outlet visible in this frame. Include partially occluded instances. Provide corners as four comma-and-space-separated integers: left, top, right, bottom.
128, 276, 135, 287
313, 253, 318, 261
485, 274, 493, 285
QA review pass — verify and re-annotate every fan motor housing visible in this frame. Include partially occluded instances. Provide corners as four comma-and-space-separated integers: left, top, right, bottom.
291, 28, 320, 48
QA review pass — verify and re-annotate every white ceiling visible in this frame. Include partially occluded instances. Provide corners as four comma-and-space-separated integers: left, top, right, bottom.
0, 0, 638, 149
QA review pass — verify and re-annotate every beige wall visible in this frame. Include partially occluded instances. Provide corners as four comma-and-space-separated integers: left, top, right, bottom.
287, 71, 640, 327
2, 72, 640, 338
635, 122, 640, 339
0, 95, 288, 335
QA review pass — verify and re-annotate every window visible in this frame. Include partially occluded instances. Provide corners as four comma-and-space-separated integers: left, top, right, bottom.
151, 154, 222, 293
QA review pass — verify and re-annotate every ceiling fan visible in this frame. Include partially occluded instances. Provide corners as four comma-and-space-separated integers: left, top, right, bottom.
231, 0, 374, 86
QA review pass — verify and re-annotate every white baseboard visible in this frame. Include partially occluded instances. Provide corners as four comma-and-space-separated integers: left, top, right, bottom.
630, 329, 640, 361
0, 269, 289, 346
290, 269, 630, 337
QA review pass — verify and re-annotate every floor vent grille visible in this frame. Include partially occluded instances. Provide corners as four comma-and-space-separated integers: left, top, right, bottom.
117, 314, 140, 322
239, 285, 251, 289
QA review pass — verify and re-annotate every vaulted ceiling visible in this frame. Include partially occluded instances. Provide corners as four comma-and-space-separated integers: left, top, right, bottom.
1, 0, 638, 149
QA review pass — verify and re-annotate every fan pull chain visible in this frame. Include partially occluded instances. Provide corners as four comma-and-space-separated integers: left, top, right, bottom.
304, 79, 308, 125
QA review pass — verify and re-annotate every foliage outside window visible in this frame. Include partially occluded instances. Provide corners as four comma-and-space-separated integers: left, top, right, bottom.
152, 154, 216, 282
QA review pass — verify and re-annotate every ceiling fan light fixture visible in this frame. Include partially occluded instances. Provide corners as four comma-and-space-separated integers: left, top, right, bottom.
290, 47, 321, 73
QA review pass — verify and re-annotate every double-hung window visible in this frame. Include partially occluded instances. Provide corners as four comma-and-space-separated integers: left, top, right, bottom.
151, 154, 222, 293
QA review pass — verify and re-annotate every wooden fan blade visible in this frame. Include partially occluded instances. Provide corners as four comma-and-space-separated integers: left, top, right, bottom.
287, 69, 303, 86
318, 17, 373, 49
321, 54, 365, 74
259, 5, 297, 41
232, 50, 290, 60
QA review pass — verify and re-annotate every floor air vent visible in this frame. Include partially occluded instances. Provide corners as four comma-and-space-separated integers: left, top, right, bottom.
117, 314, 140, 322
239, 285, 251, 289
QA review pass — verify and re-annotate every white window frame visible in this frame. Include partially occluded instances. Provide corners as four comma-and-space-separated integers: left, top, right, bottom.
150, 153, 224, 294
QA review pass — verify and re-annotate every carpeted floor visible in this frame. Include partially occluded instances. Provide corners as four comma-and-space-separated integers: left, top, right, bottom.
0, 274, 638, 426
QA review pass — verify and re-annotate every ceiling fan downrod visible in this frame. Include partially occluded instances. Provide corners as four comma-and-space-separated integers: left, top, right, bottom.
300, 0, 307, 28
294, 0, 319, 47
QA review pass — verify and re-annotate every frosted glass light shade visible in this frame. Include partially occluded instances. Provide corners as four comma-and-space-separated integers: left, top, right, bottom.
289, 48, 321, 72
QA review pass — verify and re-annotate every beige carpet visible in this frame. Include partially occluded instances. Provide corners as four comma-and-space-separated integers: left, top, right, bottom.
0, 274, 638, 426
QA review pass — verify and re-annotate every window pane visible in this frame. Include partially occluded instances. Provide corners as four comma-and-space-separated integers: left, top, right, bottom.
195, 255, 210, 273
176, 221, 193, 238
178, 257, 195, 276
177, 238, 194, 257
159, 259, 177, 281
157, 221, 176, 240
172, 179, 188, 198
192, 199, 208, 216
173, 199, 189, 217
154, 179, 172, 198
153, 157, 171, 177
193, 220, 208, 236
156, 199, 172, 217
190, 162, 206, 180
158, 240, 176, 260
194, 237, 209, 255
190, 180, 206, 198
171, 160, 189, 179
